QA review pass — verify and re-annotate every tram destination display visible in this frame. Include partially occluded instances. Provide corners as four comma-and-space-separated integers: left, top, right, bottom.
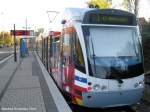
89, 14, 133, 25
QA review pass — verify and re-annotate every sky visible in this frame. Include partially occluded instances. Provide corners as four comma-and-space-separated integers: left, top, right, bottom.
0, 0, 88, 31
0, 0, 149, 31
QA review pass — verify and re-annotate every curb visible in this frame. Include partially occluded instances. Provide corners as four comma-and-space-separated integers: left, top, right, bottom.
34, 51, 72, 112
0, 54, 13, 64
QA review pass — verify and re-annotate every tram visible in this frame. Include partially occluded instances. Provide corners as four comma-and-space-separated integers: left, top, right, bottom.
37, 8, 144, 108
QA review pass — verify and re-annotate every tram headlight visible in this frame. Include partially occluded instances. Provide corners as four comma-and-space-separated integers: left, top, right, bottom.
93, 84, 107, 91
139, 81, 144, 87
93, 84, 100, 91
134, 81, 144, 88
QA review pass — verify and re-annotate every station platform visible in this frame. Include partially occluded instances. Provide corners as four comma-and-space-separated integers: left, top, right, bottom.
0, 52, 72, 112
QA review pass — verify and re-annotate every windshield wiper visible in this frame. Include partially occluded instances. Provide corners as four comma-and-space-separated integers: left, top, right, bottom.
116, 77, 123, 84
111, 68, 124, 84
90, 37, 97, 74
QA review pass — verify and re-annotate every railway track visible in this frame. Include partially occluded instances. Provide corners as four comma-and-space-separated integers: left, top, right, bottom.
70, 103, 137, 112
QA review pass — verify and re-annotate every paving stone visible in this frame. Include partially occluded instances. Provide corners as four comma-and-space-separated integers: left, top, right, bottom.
0, 77, 10, 90
14, 59, 32, 77
8, 76, 40, 89
14, 70, 32, 77
0, 58, 19, 95
0, 54, 59, 112
0, 60, 18, 77
0, 88, 46, 112
32, 59, 59, 112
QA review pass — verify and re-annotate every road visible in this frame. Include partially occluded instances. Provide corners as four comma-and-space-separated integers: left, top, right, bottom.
0, 47, 13, 61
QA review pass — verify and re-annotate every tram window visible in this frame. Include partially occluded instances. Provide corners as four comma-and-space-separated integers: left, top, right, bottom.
63, 34, 70, 45
62, 33, 71, 56
74, 34, 86, 73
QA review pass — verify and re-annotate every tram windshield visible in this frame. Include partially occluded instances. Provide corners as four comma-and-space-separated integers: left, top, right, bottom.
82, 26, 143, 79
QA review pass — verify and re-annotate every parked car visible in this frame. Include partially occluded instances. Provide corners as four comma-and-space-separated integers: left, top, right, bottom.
0, 45, 4, 48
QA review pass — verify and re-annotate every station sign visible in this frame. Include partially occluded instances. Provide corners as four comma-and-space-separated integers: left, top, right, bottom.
10, 30, 34, 36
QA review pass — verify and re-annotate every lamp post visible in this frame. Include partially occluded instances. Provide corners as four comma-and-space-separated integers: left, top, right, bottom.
22, 18, 30, 37
26, 18, 27, 38
22, 18, 31, 37
21, 18, 31, 56
13, 24, 17, 62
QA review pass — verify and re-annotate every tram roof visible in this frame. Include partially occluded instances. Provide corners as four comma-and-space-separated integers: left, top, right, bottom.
62, 8, 95, 22
62, 8, 136, 25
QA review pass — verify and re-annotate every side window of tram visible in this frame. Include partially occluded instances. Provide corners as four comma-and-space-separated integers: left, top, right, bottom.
74, 34, 86, 73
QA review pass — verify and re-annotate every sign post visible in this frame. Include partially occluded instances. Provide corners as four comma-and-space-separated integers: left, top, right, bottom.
13, 24, 17, 62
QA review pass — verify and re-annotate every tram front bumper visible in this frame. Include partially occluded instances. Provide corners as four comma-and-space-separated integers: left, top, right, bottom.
82, 88, 144, 108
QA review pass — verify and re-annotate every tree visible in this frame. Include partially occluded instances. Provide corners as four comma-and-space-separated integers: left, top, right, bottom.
35, 28, 44, 37
3, 32, 13, 46
122, 0, 139, 16
87, 0, 112, 9
142, 21, 150, 38
134, 0, 139, 16
0, 32, 13, 46
0, 32, 4, 46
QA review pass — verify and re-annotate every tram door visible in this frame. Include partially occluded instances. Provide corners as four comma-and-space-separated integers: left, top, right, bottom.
42, 38, 45, 65
46, 37, 49, 70
42, 37, 44, 62
61, 27, 75, 93
48, 36, 52, 73
50, 36, 61, 86
42, 38, 48, 70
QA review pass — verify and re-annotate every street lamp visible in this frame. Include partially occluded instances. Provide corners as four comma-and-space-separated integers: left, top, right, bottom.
22, 18, 31, 38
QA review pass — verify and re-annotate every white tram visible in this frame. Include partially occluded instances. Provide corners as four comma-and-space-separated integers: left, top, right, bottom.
38, 8, 144, 108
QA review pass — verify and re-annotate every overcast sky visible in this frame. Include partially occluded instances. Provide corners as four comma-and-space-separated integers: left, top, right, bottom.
0, 0, 149, 31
